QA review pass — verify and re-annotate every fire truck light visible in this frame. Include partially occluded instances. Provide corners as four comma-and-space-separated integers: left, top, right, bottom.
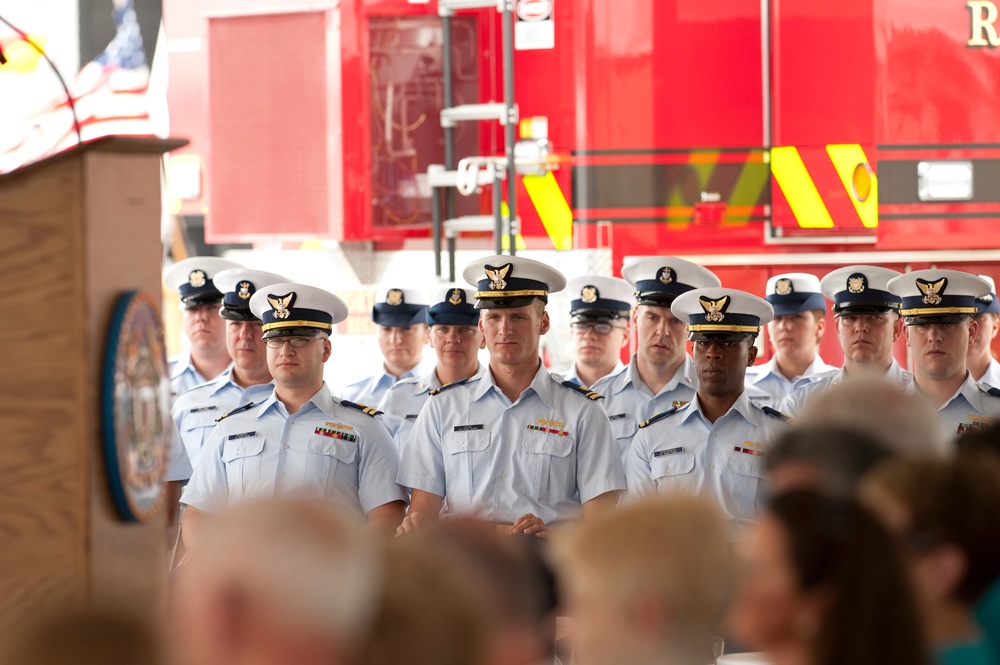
917, 161, 974, 202
852, 162, 873, 203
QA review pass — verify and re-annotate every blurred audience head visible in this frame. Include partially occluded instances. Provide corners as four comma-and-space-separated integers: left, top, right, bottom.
861, 454, 1000, 652
765, 425, 892, 496
170, 497, 379, 665
794, 376, 949, 457
728, 490, 928, 665
559, 496, 733, 665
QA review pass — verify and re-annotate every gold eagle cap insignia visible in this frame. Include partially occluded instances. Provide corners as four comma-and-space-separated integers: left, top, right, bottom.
188, 270, 207, 288
916, 277, 947, 306
699, 295, 730, 323
237, 281, 252, 300
775, 278, 793, 296
267, 292, 296, 320
484, 263, 512, 291
581, 286, 598, 303
386, 289, 404, 306
658, 267, 674, 285
448, 289, 463, 306
847, 275, 866, 294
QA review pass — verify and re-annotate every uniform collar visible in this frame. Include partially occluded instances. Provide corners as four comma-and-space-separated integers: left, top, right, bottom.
617, 354, 696, 395
473, 360, 554, 408
256, 383, 335, 417
944, 371, 988, 414
678, 389, 758, 427
748, 355, 833, 385
170, 352, 203, 382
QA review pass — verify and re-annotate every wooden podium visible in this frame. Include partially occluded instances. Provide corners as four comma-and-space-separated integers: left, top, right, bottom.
0, 137, 185, 639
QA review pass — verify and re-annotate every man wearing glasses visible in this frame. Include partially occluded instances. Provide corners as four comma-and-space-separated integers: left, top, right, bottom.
561, 276, 632, 389
780, 266, 911, 417
378, 286, 485, 454
180, 283, 407, 550
626, 288, 786, 527
592, 257, 722, 463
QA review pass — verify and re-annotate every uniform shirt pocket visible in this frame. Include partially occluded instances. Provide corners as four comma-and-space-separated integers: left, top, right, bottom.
181, 411, 221, 464
221, 433, 266, 502
519, 431, 574, 500
609, 415, 638, 458
305, 434, 359, 495
442, 430, 491, 498
650, 452, 696, 495
723, 450, 767, 519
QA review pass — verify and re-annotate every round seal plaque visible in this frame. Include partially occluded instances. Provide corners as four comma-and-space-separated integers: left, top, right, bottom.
101, 291, 171, 522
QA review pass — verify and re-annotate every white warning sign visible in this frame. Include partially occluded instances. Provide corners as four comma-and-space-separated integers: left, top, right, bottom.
515, 0, 554, 50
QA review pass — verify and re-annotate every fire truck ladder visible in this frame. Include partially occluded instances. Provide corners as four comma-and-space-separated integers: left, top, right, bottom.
430, 0, 519, 282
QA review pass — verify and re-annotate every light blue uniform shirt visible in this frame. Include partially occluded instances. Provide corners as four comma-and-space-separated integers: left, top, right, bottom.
744, 355, 838, 408
181, 384, 407, 519
397, 362, 625, 525
626, 391, 788, 526
976, 357, 1000, 389
590, 355, 698, 464
165, 367, 274, 481
377, 364, 486, 455
559, 359, 625, 389
341, 356, 436, 408
778, 360, 913, 418
908, 371, 1000, 439
169, 353, 209, 398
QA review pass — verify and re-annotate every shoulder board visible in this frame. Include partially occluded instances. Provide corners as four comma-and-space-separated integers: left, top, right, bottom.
429, 376, 472, 396
639, 406, 679, 429
561, 380, 604, 400
980, 383, 1000, 399
340, 400, 383, 418
761, 405, 793, 424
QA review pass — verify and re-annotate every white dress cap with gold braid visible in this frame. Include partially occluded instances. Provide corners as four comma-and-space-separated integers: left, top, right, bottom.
249, 282, 349, 339
463, 254, 567, 309
671, 288, 774, 340
887, 269, 991, 324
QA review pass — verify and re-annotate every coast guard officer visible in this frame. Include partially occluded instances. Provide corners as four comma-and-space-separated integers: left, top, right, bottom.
780, 266, 911, 417
378, 286, 485, 454
887, 269, 1000, 438
180, 283, 408, 548
968, 275, 1000, 387
397, 255, 625, 536
163, 256, 243, 397
591, 257, 721, 463
560, 276, 632, 389
341, 287, 433, 407
166, 268, 287, 483
626, 288, 787, 527
745, 273, 835, 407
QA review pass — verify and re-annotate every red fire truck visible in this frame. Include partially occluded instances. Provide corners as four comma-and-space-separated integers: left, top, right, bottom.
163, 0, 1000, 364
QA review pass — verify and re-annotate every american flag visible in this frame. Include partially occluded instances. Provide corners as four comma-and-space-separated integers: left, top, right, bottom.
0, 0, 153, 173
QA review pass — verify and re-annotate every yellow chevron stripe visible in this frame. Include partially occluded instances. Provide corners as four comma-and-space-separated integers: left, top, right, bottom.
522, 172, 571, 250
770, 146, 835, 229
826, 144, 878, 229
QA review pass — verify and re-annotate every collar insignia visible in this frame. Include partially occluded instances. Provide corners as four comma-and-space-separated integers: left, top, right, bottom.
386, 289, 404, 306
774, 278, 793, 296
581, 286, 598, 303
448, 288, 463, 305
237, 281, 252, 300
267, 292, 296, 320
188, 270, 207, 288
916, 277, 947, 306
485, 263, 512, 291
699, 295, 730, 323
847, 274, 867, 294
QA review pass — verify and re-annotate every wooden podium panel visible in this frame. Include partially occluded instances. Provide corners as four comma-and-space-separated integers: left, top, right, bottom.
0, 137, 185, 639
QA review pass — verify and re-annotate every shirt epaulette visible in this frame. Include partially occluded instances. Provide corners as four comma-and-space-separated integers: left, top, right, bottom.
215, 401, 256, 422
560, 380, 604, 400
980, 383, 1000, 399
639, 406, 679, 429
340, 400, 383, 418
429, 376, 472, 396
761, 405, 793, 424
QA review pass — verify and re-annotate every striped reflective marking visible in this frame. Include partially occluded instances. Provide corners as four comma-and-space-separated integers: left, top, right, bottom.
522, 172, 571, 249
826, 144, 878, 229
770, 146, 835, 229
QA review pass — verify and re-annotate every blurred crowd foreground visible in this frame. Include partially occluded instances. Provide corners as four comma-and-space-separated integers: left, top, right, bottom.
5, 376, 1000, 665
